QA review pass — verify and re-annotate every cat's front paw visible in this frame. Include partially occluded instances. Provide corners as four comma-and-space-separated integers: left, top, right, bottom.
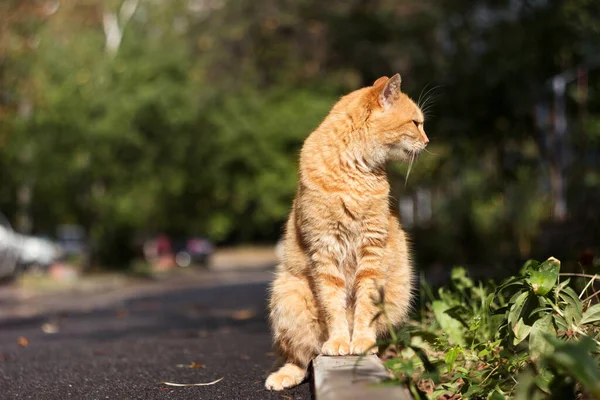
321, 337, 350, 355
265, 369, 305, 391
350, 336, 377, 355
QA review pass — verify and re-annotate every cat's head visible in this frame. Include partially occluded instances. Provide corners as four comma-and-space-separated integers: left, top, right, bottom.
367, 74, 429, 162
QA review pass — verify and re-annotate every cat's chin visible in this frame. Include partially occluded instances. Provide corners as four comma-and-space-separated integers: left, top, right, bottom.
387, 145, 413, 162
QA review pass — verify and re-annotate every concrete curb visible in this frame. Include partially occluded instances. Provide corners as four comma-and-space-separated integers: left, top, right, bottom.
312, 355, 412, 400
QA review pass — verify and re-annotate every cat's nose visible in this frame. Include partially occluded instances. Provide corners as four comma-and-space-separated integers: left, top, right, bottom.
421, 133, 429, 145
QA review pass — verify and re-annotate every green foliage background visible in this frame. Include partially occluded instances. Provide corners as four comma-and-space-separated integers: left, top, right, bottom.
1, 0, 599, 268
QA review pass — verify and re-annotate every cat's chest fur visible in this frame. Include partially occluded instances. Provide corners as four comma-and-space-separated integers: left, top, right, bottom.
298, 137, 391, 276
333, 192, 389, 264
300, 180, 390, 277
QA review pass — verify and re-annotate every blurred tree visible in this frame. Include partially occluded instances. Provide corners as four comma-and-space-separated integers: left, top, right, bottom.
0, 0, 598, 269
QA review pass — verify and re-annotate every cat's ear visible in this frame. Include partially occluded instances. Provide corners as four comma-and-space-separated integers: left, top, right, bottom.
373, 76, 389, 87
379, 73, 402, 109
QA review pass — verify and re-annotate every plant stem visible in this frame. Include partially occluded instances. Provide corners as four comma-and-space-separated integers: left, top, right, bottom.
560, 273, 600, 279
582, 289, 600, 304
578, 275, 596, 299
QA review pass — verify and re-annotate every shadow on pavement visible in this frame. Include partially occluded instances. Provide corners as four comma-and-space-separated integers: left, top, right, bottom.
0, 281, 272, 342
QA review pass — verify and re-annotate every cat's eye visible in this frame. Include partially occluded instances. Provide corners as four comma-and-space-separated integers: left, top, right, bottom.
413, 120, 421, 127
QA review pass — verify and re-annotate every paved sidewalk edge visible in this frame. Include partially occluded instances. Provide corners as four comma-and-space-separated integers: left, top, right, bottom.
312, 355, 412, 400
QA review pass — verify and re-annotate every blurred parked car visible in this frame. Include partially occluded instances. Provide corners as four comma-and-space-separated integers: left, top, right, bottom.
18, 235, 62, 272
0, 215, 62, 280
143, 235, 214, 268
56, 224, 86, 257
0, 224, 21, 281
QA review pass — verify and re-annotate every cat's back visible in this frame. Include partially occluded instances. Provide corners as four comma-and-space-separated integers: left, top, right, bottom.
299, 86, 373, 161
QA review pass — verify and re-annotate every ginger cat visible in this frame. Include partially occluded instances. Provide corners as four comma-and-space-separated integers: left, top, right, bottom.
265, 74, 429, 391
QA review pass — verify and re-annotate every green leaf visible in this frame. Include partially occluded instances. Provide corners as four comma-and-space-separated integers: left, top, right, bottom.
485, 292, 496, 311
559, 286, 583, 326
512, 317, 532, 345
581, 303, 600, 325
529, 314, 555, 360
408, 379, 429, 400
544, 336, 600, 398
559, 286, 582, 305
478, 348, 490, 357
496, 276, 526, 294
408, 330, 439, 344
535, 368, 554, 394
463, 384, 484, 397
469, 316, 482, 331
508, 291, 530, 329
444, 346, 461, 372
553, 314, 569, 332
556, 278, 571, 292
488, 390, 507, 400
528, 306, 552, 318
526, 257, 560, 296
521, 259, 540, 275
409, 346, 439, 382
451, 267, 473, 289
515, 366, 546, 400
444, 305, 470, 328
455, 366, 470, 374
432, 300, 466, 346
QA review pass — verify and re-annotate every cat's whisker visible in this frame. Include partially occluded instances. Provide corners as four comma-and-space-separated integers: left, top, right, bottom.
421, 101, 438, 117
418, 85, 439, 104
405, 151, 415, 186
422, 108, 435, 118
417, 84, 425, 107
419, 89, 443, 115
421, 105, 435, 119
423, 147, 439, 156
422, 84, 444, 99
420, 94, 440, 112
418, 85, 443, 110
417, 82, 432, 109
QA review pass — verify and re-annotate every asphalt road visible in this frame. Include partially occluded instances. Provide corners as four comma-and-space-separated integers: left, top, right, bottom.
0, 273, 312, 400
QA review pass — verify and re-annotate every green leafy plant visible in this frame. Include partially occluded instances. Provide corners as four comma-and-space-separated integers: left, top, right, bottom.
381, 257, 600, 399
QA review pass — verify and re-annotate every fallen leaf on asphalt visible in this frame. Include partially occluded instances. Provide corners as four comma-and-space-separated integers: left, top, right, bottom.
231, 309, 256, 320
239, 355, 250, 360
17, 337, 29, 347
42, 323, 60, 334
160, 377, 224, 387
187, 303, 207, 315
175, 362, 206, 369
281, 396, 293, 400
265, 352, 275, 357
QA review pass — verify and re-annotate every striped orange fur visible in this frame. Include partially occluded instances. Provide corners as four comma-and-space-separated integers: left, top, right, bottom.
265, 74, 429, 391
